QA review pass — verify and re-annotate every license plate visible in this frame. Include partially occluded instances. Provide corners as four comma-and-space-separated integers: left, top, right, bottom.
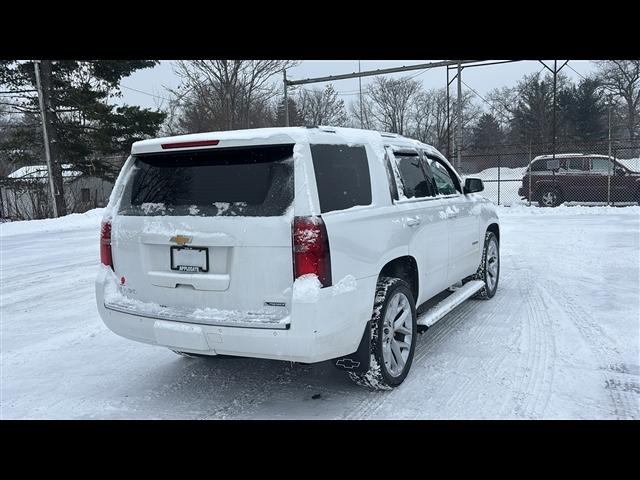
170, 246, 209, 273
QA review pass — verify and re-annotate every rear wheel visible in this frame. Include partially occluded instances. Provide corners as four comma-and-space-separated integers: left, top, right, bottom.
537, 187, 563, 207
348, 277, 417, 390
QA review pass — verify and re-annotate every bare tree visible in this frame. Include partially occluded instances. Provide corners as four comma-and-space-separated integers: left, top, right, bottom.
348, 94, 377, 130
410, 88, 481, 153
367, 77, 421, 135
166, 60, 299, 133
594, 60, 640, 140
296, 84, 348, 126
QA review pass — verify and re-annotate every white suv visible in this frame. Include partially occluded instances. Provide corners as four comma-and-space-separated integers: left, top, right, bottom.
96, 126, 499, 389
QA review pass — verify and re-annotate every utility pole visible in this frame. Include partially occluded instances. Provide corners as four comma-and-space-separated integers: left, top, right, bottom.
34, 60, 65, 217
539, 60, 569, 165
607, 94, 613, 205
358, 60, 363, 128
456, 61, 463, 171
283, 69, 289, 127
446, 67, 451, 158
552, 60, 557, 164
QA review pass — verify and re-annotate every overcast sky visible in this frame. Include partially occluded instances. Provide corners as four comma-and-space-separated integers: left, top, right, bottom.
118, 60, 598, 110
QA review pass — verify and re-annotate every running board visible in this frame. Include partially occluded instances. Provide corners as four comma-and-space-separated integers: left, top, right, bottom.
417, 280, 484, 327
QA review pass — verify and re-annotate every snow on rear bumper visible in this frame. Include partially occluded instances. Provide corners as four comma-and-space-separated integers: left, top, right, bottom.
95, 267, 376, 363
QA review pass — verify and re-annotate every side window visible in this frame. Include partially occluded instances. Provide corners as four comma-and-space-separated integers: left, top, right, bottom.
310, 144, 372, 213
425, 157, 459, 196
590, 158, 612, 173
530, 160, 548, 172
394, 152, 434, 199
568, 158, 587, 171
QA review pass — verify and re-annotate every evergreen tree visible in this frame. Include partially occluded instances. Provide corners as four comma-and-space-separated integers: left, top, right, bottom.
275, 97, 301, 127
0, 60, 166, 182
471, 113, 503, 149
561, 78, 607, 141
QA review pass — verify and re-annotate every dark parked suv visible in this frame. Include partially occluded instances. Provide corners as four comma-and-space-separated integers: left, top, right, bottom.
518, 154, 640, 206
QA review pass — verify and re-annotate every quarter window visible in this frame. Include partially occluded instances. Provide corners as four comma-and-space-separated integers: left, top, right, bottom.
310, 144, 372, 213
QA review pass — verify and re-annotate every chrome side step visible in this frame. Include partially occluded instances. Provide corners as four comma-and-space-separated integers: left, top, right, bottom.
417, 280, 484, 327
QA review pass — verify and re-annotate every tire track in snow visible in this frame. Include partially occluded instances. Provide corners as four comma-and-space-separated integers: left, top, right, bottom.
343, 265, 523, 419
537, 277, 639, 420
517, 269, 556, 419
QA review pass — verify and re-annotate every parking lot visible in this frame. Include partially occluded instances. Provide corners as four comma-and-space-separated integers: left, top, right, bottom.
1, 206, 638, 419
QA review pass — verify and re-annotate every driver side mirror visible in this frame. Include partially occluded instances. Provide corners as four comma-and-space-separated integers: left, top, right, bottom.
615, 167, 626, 177
464, 177, 484, 194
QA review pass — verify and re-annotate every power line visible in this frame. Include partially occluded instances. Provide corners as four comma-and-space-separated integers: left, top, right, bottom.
460, 79, 513, 123
566, 63, 588, 81
119, 84, 172, 103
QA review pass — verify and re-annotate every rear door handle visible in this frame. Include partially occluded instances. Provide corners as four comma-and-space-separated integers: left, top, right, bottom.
406, 216, 421, 227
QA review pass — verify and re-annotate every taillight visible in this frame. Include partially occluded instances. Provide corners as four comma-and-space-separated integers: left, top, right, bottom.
293, 216, 332, 287
100, 220, 113, 270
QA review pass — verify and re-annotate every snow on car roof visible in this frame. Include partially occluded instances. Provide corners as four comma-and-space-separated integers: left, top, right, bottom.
532, 153, 614, 162
131, 126, 442, 157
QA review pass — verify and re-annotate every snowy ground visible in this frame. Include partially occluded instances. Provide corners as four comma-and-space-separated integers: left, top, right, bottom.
1, 206, 639, 419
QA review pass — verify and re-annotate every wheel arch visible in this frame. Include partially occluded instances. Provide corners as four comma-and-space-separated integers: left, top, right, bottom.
379, 255, 419, 302
487, 222, 499, 243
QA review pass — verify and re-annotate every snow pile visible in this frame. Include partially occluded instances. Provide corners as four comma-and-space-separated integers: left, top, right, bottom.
332, 275, 357, 296
497, 204, 640, 216
0, 208, 105, 237
473, 166, 527, 180
292, 274, 322, 303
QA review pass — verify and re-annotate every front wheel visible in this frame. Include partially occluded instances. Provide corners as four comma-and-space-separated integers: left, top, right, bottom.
473, 231, 500, 300
348, 277, 417, 390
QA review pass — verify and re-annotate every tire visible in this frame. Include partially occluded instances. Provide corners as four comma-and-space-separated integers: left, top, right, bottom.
537, 187, 563, 207
473, 231, 500, 300
348, 277, 417, 390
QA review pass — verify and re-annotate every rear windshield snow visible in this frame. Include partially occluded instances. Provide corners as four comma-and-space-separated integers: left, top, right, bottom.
118, 144, 294, 217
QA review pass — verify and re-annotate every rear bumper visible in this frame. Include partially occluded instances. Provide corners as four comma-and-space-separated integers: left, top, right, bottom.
95, 267, 376, 364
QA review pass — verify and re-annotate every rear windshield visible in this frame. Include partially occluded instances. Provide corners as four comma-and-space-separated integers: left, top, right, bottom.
118, 144, 294, 217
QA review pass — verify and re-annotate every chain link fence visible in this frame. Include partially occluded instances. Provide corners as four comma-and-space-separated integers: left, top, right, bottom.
0, 155, 124, 221
459, 141, 640, 207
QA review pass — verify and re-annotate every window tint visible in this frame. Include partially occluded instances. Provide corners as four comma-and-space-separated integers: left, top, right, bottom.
426, 158, 458, 195
590, 158, 612, 172
119, 144, 294, 217
530, 160, 548, 172
395, 153, 433, 199
568, 159, 587, 171
310, 144, 372, 213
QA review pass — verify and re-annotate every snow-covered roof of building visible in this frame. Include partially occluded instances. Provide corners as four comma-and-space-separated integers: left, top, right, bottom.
7, 164, 82, 181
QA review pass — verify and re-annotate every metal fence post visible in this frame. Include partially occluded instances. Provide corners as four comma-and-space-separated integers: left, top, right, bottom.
497, 154, 501, 206
528, 143, 532, 207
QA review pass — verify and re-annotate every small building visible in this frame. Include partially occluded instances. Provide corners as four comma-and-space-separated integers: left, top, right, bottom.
0, 164, 113, 220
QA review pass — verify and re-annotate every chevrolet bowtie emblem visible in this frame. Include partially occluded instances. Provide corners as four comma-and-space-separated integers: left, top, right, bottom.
170, 235, 192, 245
